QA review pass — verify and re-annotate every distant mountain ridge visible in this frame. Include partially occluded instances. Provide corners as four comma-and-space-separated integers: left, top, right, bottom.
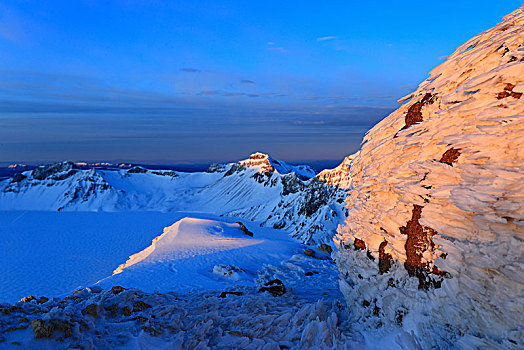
0, 152, 352, 245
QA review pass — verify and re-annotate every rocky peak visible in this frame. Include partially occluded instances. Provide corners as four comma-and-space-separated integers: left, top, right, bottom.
316, 153, 357, 189
238, 152, 275, 173
31, 161, 79, 181
238, 152, 316, 179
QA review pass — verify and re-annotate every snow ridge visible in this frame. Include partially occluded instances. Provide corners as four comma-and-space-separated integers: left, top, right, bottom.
334, 6, 524, 348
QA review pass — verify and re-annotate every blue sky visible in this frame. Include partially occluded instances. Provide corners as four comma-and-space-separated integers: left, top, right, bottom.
0, 1, 521, 166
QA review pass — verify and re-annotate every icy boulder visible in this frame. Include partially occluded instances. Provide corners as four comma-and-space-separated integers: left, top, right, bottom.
334, 6, 524, 348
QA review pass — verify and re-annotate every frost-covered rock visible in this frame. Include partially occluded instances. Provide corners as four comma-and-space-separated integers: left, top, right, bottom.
335, 6, 524, 348
0, 286, 349, 349
317, 153, 356, 189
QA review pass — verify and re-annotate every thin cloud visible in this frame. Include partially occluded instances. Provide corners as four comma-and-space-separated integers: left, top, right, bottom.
267, 46, 289, 54
180, 68, 201, 73
294, 120, 325, 125
438, 55, 449, 61
240, 80, 256, 84
316, 36, 336, 42
267, 42, 289, 53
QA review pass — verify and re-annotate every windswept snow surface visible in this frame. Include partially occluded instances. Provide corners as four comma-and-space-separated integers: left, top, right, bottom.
99, 217, 330, 297
0, 211, 191, 303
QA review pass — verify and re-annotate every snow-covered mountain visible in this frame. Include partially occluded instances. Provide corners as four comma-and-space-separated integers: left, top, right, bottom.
334, 6, 524, 348
0, 153, 348, 244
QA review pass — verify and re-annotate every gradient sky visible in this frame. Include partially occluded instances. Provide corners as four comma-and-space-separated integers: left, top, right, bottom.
0, 1, 521, 166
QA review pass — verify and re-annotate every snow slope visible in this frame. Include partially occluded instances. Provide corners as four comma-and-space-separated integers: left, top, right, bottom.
0, 154, 347, 244
334, 6, 524, 348
0, 211, 196, 303
0, 213, 355, 349
99, 218, 300, 293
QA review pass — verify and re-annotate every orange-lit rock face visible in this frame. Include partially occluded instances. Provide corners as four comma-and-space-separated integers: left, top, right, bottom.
334, 5, 524, 347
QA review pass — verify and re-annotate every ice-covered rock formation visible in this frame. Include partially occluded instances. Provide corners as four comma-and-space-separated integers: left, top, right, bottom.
317, 153, 357, 189
334, 6, 524, 348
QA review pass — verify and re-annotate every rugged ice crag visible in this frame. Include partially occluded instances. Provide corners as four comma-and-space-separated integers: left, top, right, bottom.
0, 154, 348, 245
334, 6, 524, 348
317, 153, 357, 189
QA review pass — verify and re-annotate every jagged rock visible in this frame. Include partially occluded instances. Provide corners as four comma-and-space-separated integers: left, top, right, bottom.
236, 222, 254, 237
318, 244, 333, 254
218, 291, 243, 298
20, 296, 48, 304
257, 279, 286, 297
133, 301, 152, 312
29, 319, 53, 338
281, 173, 303, 195
223, 163, 244, 177
110, 286, 127, 295
82, 304, 99, 318
127, 166, 147, 174
206, 163, 227, 173
32, 161, 78, 181
151, 170, 178, 177
29, 319, 72, 339
304, 249, 316, 258
10, 173, 26, 183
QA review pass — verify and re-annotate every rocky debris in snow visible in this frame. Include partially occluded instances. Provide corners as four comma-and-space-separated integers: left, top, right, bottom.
334, 5, 524, 348
399, 93, 436, 132
236, 221, 254, 237
318, 244, 333, 254
496, 83, 522, 99
20, 296, 48, 304
30, 319, 73, 339
132, 300, 152, 312
257, 279, 286, 297
304, 249, 317, 258
0, 286, 349, 349
213, 264, 245, 278
439, 147, 461, 165
82, 304, 99, 318
110, 286, 127, 295
353, 238, 366, 251
218, 291, 243, 298
377, 241, 393, 275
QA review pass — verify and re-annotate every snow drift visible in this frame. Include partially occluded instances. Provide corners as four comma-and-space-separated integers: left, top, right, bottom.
334, 6, 524, 348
